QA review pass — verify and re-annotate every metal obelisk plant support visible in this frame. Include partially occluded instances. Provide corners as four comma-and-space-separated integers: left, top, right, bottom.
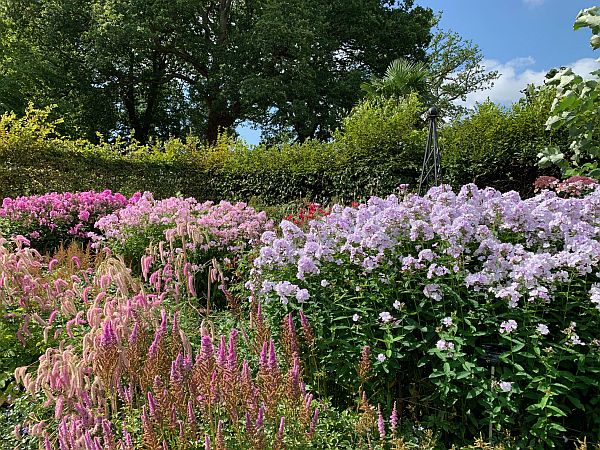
418, 106, 441, 195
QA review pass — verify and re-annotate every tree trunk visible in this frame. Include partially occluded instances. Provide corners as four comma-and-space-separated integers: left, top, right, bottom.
205, 100, 241, 145
206, 110, 234, 145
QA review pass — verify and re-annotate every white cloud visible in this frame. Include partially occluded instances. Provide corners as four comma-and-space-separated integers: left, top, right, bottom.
461, 57, 600, 109
571, 57, 600, 77
506, 56, 536, 68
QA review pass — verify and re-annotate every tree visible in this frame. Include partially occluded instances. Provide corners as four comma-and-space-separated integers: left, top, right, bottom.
0, 10, 120, 139
358, 27, 498, 120
426, 29, 498, 119
361, 58, 429, 100
249, 0, 434, 142
0, 0, 435, 144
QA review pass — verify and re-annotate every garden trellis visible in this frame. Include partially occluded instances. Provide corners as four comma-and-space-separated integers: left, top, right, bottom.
419, 106, 442, 194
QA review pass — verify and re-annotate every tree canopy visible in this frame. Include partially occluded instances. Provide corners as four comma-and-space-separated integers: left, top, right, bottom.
0, 0, 434, 143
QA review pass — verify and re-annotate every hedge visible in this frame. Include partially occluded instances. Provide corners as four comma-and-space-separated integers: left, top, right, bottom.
0, 103, 423, 204
440, 87, 567, 196
0, 92, 565, 203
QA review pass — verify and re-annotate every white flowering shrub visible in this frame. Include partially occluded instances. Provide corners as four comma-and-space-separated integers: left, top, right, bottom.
249, 184, 600, 447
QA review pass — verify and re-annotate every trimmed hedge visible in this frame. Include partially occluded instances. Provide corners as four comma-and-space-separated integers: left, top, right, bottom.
0, 103, 423, 204
0, 92, 565, 203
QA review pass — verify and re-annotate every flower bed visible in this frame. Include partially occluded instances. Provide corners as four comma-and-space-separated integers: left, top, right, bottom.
2, 185, 600, 448
93, 192, 272, 262
0, 191, 139, 251
249, 184, 600, 446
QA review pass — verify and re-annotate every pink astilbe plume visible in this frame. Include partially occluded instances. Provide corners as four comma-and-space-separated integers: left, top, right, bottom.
273, 416, 285, 450
227, 328, 238, 370
298, 309, 315, 346
281, 313, 299, 359
377, 404, 386, 440
308, 407, 319, 438
216, 420, 225, 450
390, 401, 398, 435
286, 353, 301, 401
170, 352, 186, 409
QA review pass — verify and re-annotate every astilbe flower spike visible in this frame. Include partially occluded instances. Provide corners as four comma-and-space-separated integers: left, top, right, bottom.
273, 416, 285, 450
128, 321, 139, 345
250, 302, 270, 353
298, 309, 315, 346
286, 353, 302, 401
216, 420, 225, 450
301, 393, 314, 428
227, 328, 238, 370
141, 405, 160, 449
170, 352, 185, 409
308, 407, 319, 439
268, 340, 278, 372
358, 346, 372, 382
122, 428, 133, 450
102, 419, 116, 450
216, 335, 227, 367
390, 401, 398, 435
281, 313, 299, 359
377, 404, 386, 440
187, 400, 197, 433
147, 391, 158, 419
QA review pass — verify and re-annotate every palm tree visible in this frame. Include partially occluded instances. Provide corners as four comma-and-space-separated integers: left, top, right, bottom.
361, 58, 429, 100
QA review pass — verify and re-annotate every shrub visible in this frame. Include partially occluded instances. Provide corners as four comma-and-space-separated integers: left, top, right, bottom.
92, 193, 273, 313
334, 94, 426, 194
538, 7, 600, 179
440, 88, 566, 196
248, 184, 600, 448
0, 104, 425, 206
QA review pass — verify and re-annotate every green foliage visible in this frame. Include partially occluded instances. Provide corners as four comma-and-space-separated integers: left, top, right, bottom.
0, 314, 42, 404
0, 105, 426, 204
360, 27, 499, 122
336, 93, 425, 188
0, 94, 570, 205
538, 6, 600, 178
0, 394, 46, 450
0, 0, 434, 144
440, 87, 566, 196
426, 28, 499, 120
361, 59, 429, 100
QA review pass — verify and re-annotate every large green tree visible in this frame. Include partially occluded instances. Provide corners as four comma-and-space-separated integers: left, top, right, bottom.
0, 0, 434, 143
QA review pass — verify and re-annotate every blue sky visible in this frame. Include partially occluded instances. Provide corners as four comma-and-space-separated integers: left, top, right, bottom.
421, 0, 596, 70
238, 0, 599, 144
419, 0, 599, 106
